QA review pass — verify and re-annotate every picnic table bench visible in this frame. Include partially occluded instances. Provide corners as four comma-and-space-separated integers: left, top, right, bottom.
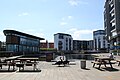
0, 56, 22, 71
16, 58, 39, 71
92, 57, 116, 69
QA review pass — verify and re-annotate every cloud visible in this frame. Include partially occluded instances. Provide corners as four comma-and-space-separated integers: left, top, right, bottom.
62, 16, 73, 21
68, 0, 79, 6
68, 16, 73, 19
18, 12, 30, 16
66, 28, 98, 40
60, 16, 73, 26
60, 22, 68, 26
68, 0, 88, 6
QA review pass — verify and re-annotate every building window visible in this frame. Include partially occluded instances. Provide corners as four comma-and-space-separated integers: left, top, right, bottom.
59, 34, 63, 39
98, 38, 101, 49
66, 47, 68, 50
6, 44, 19, 52
58, 41, 63, 50
103, 36, 106, 40
69, 39, 71, 50
66, 38, 68, 42
95, 38, 97, 50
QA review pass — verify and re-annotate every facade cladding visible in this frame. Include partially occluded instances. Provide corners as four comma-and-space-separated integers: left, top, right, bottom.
54, 33, 73, 51
3, 30, 44, 53
93, 30, 108, 51
104, 0, 120, 49
73, 40, 94, 51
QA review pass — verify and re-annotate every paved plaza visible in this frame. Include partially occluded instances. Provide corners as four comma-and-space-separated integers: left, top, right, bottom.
0, 60, 120, 80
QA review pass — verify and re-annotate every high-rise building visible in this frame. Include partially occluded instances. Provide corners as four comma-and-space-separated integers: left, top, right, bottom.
104, 0, 120, 50
54, 33, 73, 51
93, 30, 108, 51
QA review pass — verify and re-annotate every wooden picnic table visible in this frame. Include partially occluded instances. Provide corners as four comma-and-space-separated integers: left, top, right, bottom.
92, 57, 114, 69
0, 56, 22, 71
16, 58, 39, 71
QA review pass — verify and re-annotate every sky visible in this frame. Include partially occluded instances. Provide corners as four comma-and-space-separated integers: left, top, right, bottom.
0, 0, 105, 42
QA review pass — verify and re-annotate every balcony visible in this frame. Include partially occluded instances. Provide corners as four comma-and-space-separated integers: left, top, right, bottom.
110, 5, 114, 12
110, 15, 115, 21
111, 24, 116, 30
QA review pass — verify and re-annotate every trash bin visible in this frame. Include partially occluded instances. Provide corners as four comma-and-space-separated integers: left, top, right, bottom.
81, 60, 86, 69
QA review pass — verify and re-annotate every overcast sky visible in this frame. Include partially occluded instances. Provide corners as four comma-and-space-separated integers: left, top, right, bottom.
0, 0, 105, 42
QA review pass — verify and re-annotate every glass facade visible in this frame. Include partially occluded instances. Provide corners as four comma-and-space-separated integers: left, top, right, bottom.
4, 30, 44, 53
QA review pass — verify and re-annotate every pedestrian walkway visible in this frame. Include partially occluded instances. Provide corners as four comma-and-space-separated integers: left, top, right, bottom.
0, 60, 120, 80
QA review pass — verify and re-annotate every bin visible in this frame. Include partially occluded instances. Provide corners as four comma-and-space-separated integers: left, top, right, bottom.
81, 60, 86, 69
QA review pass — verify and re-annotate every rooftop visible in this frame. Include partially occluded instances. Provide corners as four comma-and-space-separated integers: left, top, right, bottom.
54, 33, 72, 37
3, 30, 45, 40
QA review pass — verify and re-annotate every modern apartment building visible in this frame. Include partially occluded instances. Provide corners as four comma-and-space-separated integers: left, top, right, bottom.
93, 30, 108, 51
104, 0, 120, 50
73, 40, 94, 51
3, 30, 44, 54
54, 33, 73, 51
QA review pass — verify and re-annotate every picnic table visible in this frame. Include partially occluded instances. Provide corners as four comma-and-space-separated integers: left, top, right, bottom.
16, 58, 39, 71
92, 57, 115, 69
0, 56, 22, 71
